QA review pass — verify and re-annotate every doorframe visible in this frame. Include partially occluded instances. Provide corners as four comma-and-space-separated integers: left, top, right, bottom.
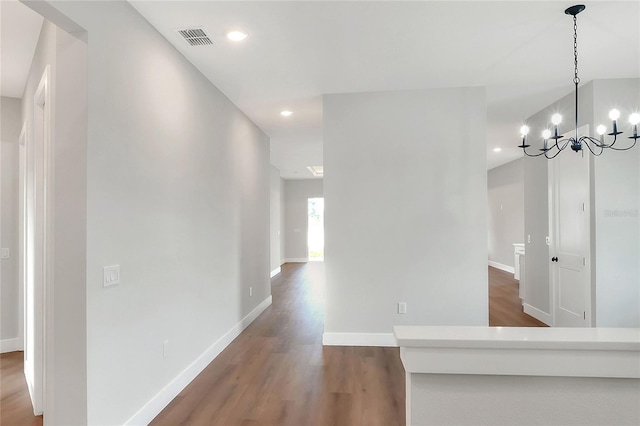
548, 124, 592, 327
19, 122, 27, 352
24, 64, 52, 416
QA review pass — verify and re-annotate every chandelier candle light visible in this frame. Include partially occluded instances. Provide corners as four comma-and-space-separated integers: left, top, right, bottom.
518, 4, 639, 159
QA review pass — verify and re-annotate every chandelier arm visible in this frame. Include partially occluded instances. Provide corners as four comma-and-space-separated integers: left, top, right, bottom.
582, 136, 604, 148
556, 138, 573, 151
607, 139, 638, 151
543, 139, 564, 158
544, 146, 565, 159
522, 147, 548, 157
580, 137, 604, 156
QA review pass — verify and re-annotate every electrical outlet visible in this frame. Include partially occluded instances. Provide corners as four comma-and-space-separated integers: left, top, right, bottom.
398, 302, 407, 314
250, 287, 253, 297
546, 236, 551, 246
103, 265, 120, 287
527, 235, 531, 244
163, 340, 169, 358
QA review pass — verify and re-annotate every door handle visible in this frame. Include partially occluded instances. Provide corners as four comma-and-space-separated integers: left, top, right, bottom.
551, 256, 558, 262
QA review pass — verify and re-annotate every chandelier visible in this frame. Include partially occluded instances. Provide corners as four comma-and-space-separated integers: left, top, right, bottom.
518, 4, 639, 159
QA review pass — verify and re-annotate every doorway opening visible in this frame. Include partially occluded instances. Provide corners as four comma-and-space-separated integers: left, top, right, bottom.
307, 198, 324, 261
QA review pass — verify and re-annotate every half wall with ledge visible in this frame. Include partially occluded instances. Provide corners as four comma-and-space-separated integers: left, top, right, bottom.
394, 326, 640, 426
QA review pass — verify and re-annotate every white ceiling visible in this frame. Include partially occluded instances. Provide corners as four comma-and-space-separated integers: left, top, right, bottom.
129, 1, 639, 176
5, 2, 638, 177
0, 0, 43, 99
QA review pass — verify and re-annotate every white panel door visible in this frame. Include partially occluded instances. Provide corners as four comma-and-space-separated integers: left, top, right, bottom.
550, 125, 591, 327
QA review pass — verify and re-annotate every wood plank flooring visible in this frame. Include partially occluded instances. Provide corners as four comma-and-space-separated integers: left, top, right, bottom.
0, 351, 42, 426
151, 262, 405, 426
0, 263, 544, 426
488, 266, 547, 327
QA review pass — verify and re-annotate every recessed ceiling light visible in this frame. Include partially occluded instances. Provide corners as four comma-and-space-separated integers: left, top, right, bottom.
307, 166, 323, 177
226, 31, 248, 42
280, 110, 293, 117
493, 147, 502, 152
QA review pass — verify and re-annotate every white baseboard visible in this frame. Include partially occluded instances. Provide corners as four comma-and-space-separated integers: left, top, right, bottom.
523, 303, 553, 326
124, 295, 273, 426
488, 260, 515, 274
322, 332, 397, 347
0, 338, 23, 353
283, 258, 308, 263
270, 267, 281, 278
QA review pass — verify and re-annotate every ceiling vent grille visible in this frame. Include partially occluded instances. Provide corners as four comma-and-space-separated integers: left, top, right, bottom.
177, 28, 213, 46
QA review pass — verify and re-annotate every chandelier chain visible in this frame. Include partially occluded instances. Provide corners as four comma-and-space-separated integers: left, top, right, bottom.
573, 15, 580, 85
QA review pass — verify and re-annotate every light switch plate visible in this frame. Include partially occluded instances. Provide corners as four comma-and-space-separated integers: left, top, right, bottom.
103, 265, 120, 287
1, 248, 9, 259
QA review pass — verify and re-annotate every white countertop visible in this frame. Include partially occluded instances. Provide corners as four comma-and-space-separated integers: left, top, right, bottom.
394, 326, 640, 351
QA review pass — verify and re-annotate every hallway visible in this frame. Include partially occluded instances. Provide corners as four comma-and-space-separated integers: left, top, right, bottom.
488, 266, 547, 327
152, 262, 405, 425
1, 264, 545, 425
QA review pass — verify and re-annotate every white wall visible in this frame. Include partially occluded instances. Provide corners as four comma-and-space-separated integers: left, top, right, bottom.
25, 1, 271, 424
1, 96, 21, 348
488, 158, 524, 269
323, 87, 488, 342
20, 18, 88, 424
591, 79, 640, 327
411, 374, 639, 425
270, 165, 283, 272
284, 179, 323, 261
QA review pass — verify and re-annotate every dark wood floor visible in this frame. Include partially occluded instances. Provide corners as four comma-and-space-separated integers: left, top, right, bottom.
0, 351, 42, 426
488, 266, 547, 327
0, 263, 544, 426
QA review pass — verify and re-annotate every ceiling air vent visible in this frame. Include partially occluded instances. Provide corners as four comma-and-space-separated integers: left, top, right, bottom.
177, 28, 213, 46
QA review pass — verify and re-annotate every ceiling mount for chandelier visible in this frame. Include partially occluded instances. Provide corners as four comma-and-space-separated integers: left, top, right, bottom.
518, 4, 639, 159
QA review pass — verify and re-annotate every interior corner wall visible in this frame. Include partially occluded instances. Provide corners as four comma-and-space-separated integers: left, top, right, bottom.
591, 78, 640, 327
488, 158, 524, 269
523, 82, 594, 319
323, 87, 488, 337
270, 166, 283, 272
20, 18, 89, 424
283, 179, 324, 261
1, 96, 22, 346
29, 2, 270, 425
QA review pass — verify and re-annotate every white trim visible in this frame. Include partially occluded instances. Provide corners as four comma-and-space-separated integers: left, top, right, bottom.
270, 267, 281, 278
322, 332, 397, 347
0, 338, 23, 353
488, 261, 514, 274
283, 258, 308, 263
396, 326, 640, 378
523, 303, 553, 326
124, 295, 272, 426
280, 259, 286, 266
